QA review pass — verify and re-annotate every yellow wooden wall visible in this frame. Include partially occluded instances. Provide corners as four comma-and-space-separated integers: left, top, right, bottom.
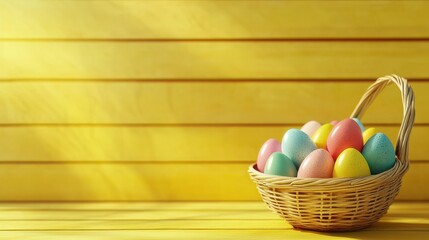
1, 1, 428, 201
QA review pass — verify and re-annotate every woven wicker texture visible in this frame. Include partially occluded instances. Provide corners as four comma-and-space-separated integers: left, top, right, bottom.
249, 75, 415, 231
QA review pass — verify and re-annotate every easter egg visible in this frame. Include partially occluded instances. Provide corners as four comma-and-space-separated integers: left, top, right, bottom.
333, 148, 371, 178
264, 152, 297, 177
256, 138, 282, 172
301, 121, 321, 138
282, 129, 317, 168
362, 133, 396, 174
312, 123, 334, 149
298, 149, 334, 178
352, 118, 365, 132
362, 128, 377, 144
327, 119, 363, 159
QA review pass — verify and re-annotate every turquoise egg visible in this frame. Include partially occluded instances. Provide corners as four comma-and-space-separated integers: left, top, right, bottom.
352, 118, 365, 132
264, 152, 297, 177
362, 133, 396, 174
282, 129, 317, 168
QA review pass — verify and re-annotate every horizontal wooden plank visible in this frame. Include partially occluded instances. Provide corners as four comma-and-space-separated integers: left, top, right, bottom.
0, 209, 276, 221
0, 202, 426, 230
0, 230, 426, 240
0, 202, 267, 211
2, 42, 429, 79
0, 217, 426, 231
0, 220, 290, 230
0, 202, 268, 211
0, 202, 425, 238
2, 1, 429, 39
0, 201, 424, 211
0, 126, 424, 162
0, 81, 425, 124
0, 162, 425, 201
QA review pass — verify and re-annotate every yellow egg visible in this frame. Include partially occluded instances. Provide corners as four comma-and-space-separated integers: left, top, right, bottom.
363, 127, 377, 144
333, 148, 371, 178
311, 123, 333, 149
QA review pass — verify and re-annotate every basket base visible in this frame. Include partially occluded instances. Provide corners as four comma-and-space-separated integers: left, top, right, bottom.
292, 223, 374, 232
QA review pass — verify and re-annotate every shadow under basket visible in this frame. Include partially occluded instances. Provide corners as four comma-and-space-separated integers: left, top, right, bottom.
248, 75, 415, 232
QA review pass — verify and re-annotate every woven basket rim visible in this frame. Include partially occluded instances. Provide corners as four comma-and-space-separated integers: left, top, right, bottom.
249, 158, 408, 188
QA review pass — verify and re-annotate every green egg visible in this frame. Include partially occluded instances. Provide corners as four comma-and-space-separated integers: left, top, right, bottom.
264, 152, 297, 177
362, 133, 396, 174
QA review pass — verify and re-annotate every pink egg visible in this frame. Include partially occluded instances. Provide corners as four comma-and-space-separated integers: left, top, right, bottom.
301, 121, 321, 138
327, 119, 363, 159
297, 149, 334, 178
257, 138, 281, 172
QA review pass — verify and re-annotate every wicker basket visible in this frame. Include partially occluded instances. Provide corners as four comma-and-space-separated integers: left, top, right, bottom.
248, 74, 415, 232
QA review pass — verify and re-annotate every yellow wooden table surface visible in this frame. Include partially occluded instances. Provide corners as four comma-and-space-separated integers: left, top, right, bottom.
0, 201, 425, 239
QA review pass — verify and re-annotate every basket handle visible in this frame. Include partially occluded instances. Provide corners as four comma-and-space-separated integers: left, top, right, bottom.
350, 75, 415, 163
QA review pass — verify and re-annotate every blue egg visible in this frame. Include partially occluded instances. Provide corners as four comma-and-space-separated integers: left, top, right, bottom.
362, 133, 396, 174
352, 118, 365, 132
282, 129, 317, 168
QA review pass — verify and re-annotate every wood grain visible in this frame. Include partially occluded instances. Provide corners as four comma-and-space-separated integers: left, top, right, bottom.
0, 126, 424, 162
0, 230, 425, 240
0, 202, 426, 230
0, 81, 426, 124
2, 1, 429, 39
0, 202, 426, 238
0, 162, 425, 201
0, 201, 425, 211
2, 42, 429, 79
